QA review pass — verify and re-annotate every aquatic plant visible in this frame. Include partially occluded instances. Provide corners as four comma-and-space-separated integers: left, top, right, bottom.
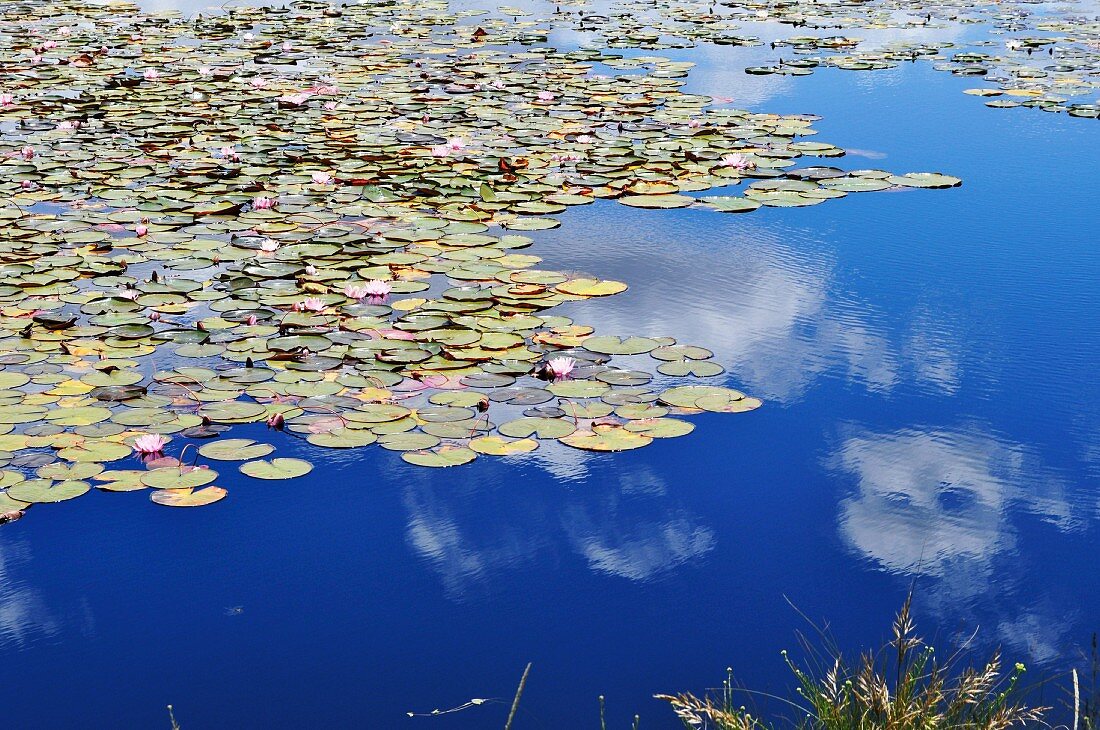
658, 599, 1049, 729
0, 0, 967, 518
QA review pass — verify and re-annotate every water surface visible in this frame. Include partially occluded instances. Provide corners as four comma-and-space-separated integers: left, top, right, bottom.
3, 2, 1100, 729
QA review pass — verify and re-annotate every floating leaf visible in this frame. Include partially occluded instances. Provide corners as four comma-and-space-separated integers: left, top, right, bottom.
150, 487, 227, 507
239, 458, 314, 480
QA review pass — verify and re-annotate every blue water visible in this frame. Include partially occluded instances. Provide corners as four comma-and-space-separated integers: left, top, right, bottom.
3, 7, 1100, 730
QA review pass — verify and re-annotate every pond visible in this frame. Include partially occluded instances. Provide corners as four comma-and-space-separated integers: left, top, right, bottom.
1, 0, 1099, 728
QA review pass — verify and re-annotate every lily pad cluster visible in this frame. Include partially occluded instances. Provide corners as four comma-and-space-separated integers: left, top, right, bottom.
0, 0, 959, 518
523, 0, 1100, 118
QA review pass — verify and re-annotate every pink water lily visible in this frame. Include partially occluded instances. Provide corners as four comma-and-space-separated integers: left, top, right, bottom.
0, 93, 14, 107
447, 137, 465, 151
148, 311, 161, 322
20, 146, 34, 160
537, 90, 555, 101
281, 41, 293, 52
118, 288, 139, 300
430, 144, 451, 157
720, 153, 755, 170
133, 433, 168, 455
344, 284, 369, 301
311, 171, 333, 185
143, 68, 159, 81
547, 356, 576, 379
363, 279, 391, 300
280, 92, 311, 106
253, 196, 276, 210
246, 314, 258, 326
304, 264, 318, 275
259, 238, 278, 253
135, 221, 148, 237
220, 145, 239, 161
57, 120, 80, 130
300, 297, 325, 312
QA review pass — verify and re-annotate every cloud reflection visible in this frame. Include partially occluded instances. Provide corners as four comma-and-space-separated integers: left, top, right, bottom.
835, 425, 1075, 576
0, 539, 61, 650
402, 458, 714, 597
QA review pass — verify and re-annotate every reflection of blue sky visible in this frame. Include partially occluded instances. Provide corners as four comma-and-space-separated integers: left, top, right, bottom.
541, 207, 910, 403
833, 424, 1082, 663
835, 424, 1076, 576
403, 459, 714, 597
0, 539, 61, 650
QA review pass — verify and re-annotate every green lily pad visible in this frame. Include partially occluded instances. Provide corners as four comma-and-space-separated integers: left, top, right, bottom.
150, 486, 227, 507
198, 439, 276, 461
239, 458, 314, 480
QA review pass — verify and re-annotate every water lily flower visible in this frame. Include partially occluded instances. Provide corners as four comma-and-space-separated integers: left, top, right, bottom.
199, 66, 213, 76
430, 144, 452, 157
19, 180, 34, 190
537, 90, 555, 101
305, 264, 318, 275
41, 40, 58, 50
363, 279, 391, 300
300, 297, 325, 312
57, 120, 80, 130
220, 145, 239, 161
344, 284, 369, 300
118, 288, 139, 300
1006, 39, 1023, 51
133, 433, 168, 455
688, 119, 702, 128
324, 101, 337, 111
447, 137, 465, 151
547, 356, 576, 379
249, 76, 267, 89
243, 32, 255, 42
259, 238, 278, 253
281, 41, 293, 52
148, 311, 161, 322
279, 92, 311, 106
266, 412, 284, 429
58, 26, 72, 37
20, 146, 34, 160
311, 171, 333, 185
246, 314, 258, 326
143, 68, 159, 81
135, 221, 148, 237
253, 196, 276, 210
0, 94, 14, 107
720, 153, 755, 170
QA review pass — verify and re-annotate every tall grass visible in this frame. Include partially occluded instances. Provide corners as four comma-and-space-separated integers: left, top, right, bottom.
657, 597, 1049, 730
